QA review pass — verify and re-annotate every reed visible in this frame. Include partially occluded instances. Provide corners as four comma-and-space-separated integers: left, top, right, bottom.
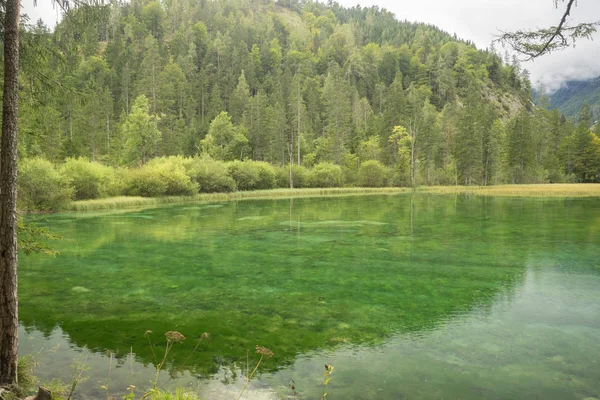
416, 184, 600, 197
69, 188, 411, 212
66, 184, 600, 213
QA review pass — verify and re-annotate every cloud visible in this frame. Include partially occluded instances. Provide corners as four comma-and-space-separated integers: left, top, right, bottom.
527, 39, 600, 92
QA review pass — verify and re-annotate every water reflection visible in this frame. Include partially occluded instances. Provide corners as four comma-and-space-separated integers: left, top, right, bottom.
20, 195, 600, 399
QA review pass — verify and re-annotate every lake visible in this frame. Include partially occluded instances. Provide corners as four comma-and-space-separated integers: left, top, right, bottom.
21, 194, 600, 399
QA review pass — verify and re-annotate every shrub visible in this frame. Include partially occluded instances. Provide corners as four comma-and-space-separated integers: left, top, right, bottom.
358, 160, 389, 187
60, 157, 115, 200
148, 156, 195, 173
274, 166, 291, 188
273, 165, 309, 188
342, 153, 359, 187
111, 167, 128, 195
227, 160, 276, 191
122, 158, 198, 197
254, 161, 277, 190
291, 165, 309, 188
149, 157, 199, 196
307, 163, 344, 188
227, 160, 256, 191
188, 157, 236, 193
121, 167, 167, 197
19, 157, 73, 211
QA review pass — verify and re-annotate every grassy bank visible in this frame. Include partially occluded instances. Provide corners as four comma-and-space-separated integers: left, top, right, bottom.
67, 184, 600, 213
415, 184, 600, 197
69, 188, 411, 212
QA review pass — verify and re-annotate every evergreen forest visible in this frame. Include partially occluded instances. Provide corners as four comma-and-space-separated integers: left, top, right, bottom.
16, 0, 600, 209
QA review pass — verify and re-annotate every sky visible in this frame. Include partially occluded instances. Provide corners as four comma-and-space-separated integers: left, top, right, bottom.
334, 0, 600, 91
22, 0, 600, 91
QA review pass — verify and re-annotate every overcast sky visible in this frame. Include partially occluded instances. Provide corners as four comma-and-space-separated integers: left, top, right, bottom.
22, 0, 600, 91
335, 0, 600, 91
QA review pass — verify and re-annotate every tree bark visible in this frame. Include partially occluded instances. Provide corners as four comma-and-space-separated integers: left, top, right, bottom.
24, 387, 52, 400
35, 387, 52, 400
0, 0, 21, 386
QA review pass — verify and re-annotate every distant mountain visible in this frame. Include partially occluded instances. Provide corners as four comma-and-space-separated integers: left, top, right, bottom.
550, 77, 600, 122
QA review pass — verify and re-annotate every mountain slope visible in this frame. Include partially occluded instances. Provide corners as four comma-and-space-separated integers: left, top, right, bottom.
21, 0, 584, 187
550, 77, 600, 121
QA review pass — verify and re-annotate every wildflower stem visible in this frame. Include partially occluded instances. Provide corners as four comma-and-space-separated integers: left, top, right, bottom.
236, 355, 264, 400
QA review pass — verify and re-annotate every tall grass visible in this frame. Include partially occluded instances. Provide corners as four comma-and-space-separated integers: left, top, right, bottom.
416, 184, 600, 197
69, 184, 600, 213
69, 188, 411, 212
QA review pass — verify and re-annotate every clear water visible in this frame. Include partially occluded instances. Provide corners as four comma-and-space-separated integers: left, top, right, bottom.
20, 194, 600, 399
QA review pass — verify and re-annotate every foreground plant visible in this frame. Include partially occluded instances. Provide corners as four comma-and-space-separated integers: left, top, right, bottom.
66, 357, 89, 400
236, 346, 274, 400
0, 355, 78, 400
139, 331, 207, 399
0, 356, 37, 399
321, 364, 334, 399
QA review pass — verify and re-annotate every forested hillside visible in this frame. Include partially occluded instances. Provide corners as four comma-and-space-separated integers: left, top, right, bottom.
16, 0, 600, 207
549, 77, 600, 121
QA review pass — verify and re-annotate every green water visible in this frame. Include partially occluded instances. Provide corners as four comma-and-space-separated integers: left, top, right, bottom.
20, 195, 600, 399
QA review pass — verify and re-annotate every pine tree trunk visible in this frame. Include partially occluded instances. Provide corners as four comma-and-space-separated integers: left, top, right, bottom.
0, 0, 21, 386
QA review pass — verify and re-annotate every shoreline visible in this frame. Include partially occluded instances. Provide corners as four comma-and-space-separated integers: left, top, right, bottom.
25, 184, 600, 214
67, 188, 411, 212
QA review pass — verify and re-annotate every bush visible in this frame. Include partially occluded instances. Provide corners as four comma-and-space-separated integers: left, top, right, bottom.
149, 157, 199, 196
188, 157, 236, 193
148, 156, 195, 173
307, 163, 344, 188
254, 161, 277, 190
342, 153, 359, 187
274, 166, 290, 188
120, 167, 167, 197
60, 157, 115, 200
273, 165, 309, 188
19, 157, 73, 210
227, 161, 256, 191
358, 160, 389, 187
227, 160, 276, 191
122, 158, 198, 197
291, 165, 309, 188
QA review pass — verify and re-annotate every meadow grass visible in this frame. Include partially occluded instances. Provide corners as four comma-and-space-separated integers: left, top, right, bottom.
68, 184, 600, 212
68, 188, 410, 212
415, 183, 600, 197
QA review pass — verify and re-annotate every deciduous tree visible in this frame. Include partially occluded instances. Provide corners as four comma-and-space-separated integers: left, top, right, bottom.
123, 95, 162, 165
